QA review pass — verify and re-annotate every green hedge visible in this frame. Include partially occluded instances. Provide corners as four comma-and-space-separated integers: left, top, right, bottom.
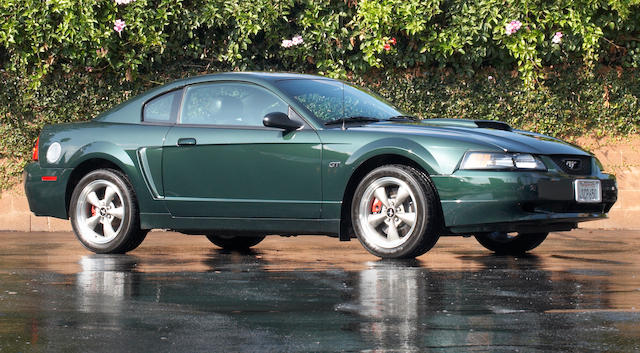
2, 0, 640, 189
1, 65, 639, 189
1, 0, 639, 87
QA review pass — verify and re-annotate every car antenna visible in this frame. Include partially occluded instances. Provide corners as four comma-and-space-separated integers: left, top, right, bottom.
341, 83, 346, 130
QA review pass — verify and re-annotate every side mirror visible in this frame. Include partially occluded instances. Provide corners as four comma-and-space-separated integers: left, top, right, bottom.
263, 112, 303, 131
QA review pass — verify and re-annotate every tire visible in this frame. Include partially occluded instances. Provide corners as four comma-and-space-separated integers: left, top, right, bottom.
69, 169, 144, 254
206, 235, 266, 250
121, 229, 150, 253
351, 165, 441, 259
474, 232, 548, 254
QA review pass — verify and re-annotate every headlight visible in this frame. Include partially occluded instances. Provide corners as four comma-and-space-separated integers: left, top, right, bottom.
459, 152, 546, 171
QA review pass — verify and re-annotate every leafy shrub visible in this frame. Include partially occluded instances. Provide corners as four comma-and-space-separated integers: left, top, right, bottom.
1, 0, 639, 86
1, 0, 640, 188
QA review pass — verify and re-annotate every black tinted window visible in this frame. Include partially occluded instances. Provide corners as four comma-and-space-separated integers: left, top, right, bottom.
180, 83, 288, 126
143, 90, 181, 123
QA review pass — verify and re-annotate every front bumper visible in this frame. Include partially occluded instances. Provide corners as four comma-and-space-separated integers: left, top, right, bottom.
23, 162, 72, 219
432, 170, 617, 234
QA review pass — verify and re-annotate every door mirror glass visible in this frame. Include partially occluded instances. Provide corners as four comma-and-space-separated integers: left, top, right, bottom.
263, 112, 303, 131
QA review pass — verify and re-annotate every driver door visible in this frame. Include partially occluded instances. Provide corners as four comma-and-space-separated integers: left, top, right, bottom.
162, 81, 322, 219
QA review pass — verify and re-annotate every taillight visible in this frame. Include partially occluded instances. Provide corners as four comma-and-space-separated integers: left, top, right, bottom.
32, 137, 39, 161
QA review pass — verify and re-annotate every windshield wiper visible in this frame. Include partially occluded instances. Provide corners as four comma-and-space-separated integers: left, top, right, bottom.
323, 116, 381, 126
387, 115, 419, 121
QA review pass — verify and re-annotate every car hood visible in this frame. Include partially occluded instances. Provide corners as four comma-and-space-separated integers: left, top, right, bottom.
346, 120, 590, 156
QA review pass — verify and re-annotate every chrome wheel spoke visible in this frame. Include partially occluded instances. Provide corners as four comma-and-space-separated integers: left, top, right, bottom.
102, 219, 116, 239
103, 186, 117, 205
85, 215, 101, 230
107, 207, 124, 219
374, 187, 391, 208
86, 192, 101, 207
395, 185, 410, 205
386, 222, 400, 241
368, 213, 386, 227
397, 212, 416, 227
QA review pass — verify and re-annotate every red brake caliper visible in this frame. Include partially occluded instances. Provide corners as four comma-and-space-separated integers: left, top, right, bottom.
91, 205, 96, 217
371, 198, 382, 213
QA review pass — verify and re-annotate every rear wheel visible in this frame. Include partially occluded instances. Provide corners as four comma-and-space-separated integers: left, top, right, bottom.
351, 165, 440, 259
206, 235, 266, 250
70, 169, 144, 254
474, 232, 548, 254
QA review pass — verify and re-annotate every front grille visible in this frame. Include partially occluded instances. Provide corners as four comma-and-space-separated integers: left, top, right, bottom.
550, 155, 592, 175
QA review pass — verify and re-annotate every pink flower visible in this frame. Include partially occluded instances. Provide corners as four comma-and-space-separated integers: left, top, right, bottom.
383, 43, 391, 51
291, 35, 304, 45
505, 20, 522, 35
552, 31, 563, 44
388, 37, 396, 45
85, 66, 93, 72
281, 39, 293, 48
96, 47, 108, 57
113, 19, 126, 33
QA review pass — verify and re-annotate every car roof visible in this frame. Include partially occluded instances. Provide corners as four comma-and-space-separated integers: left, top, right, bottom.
93, 72, 335, 124
168, 71, 333, 87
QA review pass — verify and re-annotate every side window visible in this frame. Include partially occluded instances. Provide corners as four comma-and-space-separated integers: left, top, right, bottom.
143, 90, 181, 123
180, 82, 289, 126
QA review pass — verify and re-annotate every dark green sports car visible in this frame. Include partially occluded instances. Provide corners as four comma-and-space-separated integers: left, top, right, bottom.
24, 72, 617, 258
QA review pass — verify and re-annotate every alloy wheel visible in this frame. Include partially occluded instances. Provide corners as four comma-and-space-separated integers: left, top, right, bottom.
357, 176, 419, 249
74, 180, 125, 245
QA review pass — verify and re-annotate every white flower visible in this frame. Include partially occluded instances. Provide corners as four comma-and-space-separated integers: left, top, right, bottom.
552, 32, 563, 44
505, 20, 522, 36
113, 19, 126, 33
281, 39, 293, 48
291, 35, 304, 45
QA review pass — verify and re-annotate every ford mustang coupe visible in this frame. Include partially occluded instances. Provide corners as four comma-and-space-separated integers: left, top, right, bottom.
24, 72, 617, 258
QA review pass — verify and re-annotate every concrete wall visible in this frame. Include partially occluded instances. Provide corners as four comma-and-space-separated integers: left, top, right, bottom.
1, 136, 639, 231
0, 188, 72, 232
578, 135, 640, 230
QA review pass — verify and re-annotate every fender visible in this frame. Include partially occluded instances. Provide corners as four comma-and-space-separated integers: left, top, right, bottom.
65, 141, 162, 215
320, 137, 442, 221
345, 137, 441, 175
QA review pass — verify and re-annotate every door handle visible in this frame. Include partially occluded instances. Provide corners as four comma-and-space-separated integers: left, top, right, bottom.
177, 137, 197, 146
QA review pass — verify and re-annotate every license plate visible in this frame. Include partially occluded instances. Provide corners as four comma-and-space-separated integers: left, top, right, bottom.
574, 180, 601, 203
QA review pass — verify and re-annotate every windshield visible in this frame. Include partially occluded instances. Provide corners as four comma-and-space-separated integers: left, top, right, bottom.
275, 79, 405, 124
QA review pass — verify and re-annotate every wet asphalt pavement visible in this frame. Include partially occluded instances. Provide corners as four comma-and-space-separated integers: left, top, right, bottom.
0, 229, 638, 352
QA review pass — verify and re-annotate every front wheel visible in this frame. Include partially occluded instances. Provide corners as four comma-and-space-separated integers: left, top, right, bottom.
206, 235, 266, 250
351, 165, 441, 259
474, 232, 548, 254
70, 169, 145, 254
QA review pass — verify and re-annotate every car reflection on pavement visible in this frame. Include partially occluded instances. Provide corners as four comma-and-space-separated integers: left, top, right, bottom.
0, 230, 638, 352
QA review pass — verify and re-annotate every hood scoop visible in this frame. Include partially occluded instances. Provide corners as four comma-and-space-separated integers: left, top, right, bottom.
422, 119, 512, 131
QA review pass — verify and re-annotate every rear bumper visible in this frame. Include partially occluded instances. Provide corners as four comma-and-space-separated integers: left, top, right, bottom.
432, 171, 617, 234
23, 162, 72, 219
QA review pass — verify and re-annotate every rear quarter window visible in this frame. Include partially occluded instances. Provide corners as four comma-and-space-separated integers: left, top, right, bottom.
143, 90, 182, 123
